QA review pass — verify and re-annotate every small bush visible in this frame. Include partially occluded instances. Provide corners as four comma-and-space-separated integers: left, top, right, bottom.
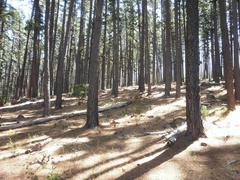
47, 168, 60, 180
72, 84, 88, 99
8, 137, 17, 149
0, 96, 5, 107
201, 105, 209, 117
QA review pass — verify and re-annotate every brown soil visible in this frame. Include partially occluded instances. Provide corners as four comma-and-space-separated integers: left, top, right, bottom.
0, 84, 240, 180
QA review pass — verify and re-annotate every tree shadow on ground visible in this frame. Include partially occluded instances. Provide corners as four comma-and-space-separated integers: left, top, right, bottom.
60, 137, 166, 179
55, 132, 191, 179
187, 144, 240, 179
115, 134, 192, 180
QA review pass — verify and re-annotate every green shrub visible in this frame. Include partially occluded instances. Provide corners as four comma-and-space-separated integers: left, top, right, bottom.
201, 105, 209, 117
47, 168, 60, 180
0, 96, 6, 106
72, 84, 88, 99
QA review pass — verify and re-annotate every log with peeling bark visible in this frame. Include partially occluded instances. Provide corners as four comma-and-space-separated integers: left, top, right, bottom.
0, 101, 132, 131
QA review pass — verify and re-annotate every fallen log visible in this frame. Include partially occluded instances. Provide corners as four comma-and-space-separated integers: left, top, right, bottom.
0, 97, 78, 113
0, 101, 132, 131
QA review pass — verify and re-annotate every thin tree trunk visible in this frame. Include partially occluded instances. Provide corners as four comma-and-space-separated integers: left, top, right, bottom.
18, 5, 34, 98
101, 0, 107, 90
139, 0, 145, 92
5, 44, 14, 101
55, 0, 75, 109
143, 0, 151, 95
152, 0, 157, 85
112, 0, 119, 97
49, 0, 55, 95
175, 0, 181, 98
210, 29, 215, 81
164, 0, 172, 96
213, 0, 221, 83
43, 0, 50, 116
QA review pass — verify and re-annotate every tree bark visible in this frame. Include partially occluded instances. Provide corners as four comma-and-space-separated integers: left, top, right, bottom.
212, 0, 221, 83
48, 0, 55, 95
50, 0, 60, 95
231, 0, 240, 100
152, 0, 157, 85
43, 0, 50, 116
84, 0, 93, 84
219, 0, 236, 110
29, 0, 41, 98
112, 0, 119, 97
55, 0, 75, 109
175, 0, 181, 98
75, 0, 86, 85
186, 0, 203, 140
139, 0, 145, 92
86, 0, 104, 128
164, 0, 172, 96
101, 0, 107, 90
19, 17, 33, 97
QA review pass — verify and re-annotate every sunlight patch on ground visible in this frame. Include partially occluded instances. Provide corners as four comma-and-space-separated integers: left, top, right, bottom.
149, 91, 165, 98
205, 85, 224, 92
141, 161, 184, 180
44, 137, 90, 155
204, 106, 240, 145
51, 151, 86, 164
145, 97, 185, 118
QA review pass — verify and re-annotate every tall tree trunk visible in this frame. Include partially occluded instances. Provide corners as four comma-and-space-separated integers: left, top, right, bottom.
213, 0, 221, 83
178, 0, 183, 84
65, 26, 75, 93
5, 44, 14, 101
0, 0, 5, 52
112, 0, 119, 97
186, 0, 203, 140
143, 0, 151, 95
232, 0, 240, 100
19, 6, 34, 97
139, 0, 145, 92
43, 0, 50, 116
219, 0, 235, 110
84, 0, 93, 84
106, 47, 111, 88
164, 0, 172, 96
175, 0, 181, 98
49, 0, 55, 95
29, 0, 41, 98
50, 0, 60, 95
101, 0, 107, 90
86, 0, 104, 128
152, 0, 157, 85
75, 0, 86, 85
210, 29, 215, 81
238, 0, 240, 34
55, 0, 75, 109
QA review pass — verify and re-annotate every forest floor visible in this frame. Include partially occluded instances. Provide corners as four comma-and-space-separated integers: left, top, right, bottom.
0, 83, 240, 180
